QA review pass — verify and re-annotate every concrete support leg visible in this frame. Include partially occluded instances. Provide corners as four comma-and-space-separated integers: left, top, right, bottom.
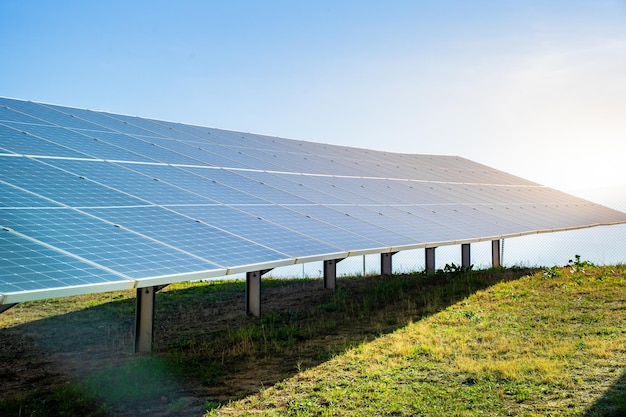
462, 243, 471, 268
135, 286, 156, 353
381, 252, 394, 276
425, 247, 436, 274
246, 270, 262, 317
492, 239, 501, 268
324, 259, 344, 289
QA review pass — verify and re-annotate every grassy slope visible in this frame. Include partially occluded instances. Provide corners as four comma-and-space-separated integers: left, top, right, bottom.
210, 265, 626, 416
0, 265, 624, 416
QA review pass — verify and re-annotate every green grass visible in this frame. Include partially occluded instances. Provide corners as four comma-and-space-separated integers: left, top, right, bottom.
0, 384, 108, 417
0, 264, 625, 416
209, 265, 626, 416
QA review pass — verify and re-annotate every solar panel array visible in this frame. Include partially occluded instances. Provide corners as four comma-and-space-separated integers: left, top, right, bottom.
2, 97, 625, 304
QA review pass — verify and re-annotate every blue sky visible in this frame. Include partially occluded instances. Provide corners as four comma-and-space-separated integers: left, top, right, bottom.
1, 0, 625, 207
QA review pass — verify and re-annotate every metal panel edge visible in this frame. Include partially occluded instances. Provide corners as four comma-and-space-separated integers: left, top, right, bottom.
1, 281, 136, 304
225, 259, 296, 275
134, 268, 229, 288
293, 251, 351, 264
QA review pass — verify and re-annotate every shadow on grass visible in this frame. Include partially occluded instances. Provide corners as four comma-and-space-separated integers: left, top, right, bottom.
0, 268, 531, 416
584, 369, 626, 417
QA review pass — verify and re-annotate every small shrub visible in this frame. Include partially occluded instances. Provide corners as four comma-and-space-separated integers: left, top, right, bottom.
204, 400, 221, 411
568, 255, 595, 273
441, 262, 474, 276
543, 266, 561, 278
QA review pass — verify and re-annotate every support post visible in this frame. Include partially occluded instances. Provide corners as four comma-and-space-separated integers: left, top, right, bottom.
324, 259, 344, 289
0, 304, 16, 314
135, 286, 156, 353
492, 239, 501, 268
246, 270, 262, 317
381, 252, 396, 276
425, 247, 436, 274
462, 243, 471, 268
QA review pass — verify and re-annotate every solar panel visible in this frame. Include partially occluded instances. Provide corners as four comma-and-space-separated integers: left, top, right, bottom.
0, 229, 132, 300
0, 157, 144, 207
0, 122, 90, 158
1, 96, 625, 308
1, 208, 221, 278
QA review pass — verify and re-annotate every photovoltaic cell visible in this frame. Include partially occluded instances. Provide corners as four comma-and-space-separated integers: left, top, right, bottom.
0, 98, 107, 131
0, 105, 54, 126
41, 103, 167, 137
78, 131, 163, 162
140, 137, 255, 168
246, 205, 388, 250
173, 205, 343, 257
9, 123, 149, 162
0, 181, 63, 208
0, 123, 89, 158
170, 167, 277, 205
0, 157, 145, 208
0, 229, 128, 294
47, 159, 213, 206
83, 206, 289, 266
1, 208, 220, 278
292, 204, 418, 246
339, 205, 449, 242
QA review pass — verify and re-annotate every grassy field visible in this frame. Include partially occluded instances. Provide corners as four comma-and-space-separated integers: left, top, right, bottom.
0, 261, 624, 416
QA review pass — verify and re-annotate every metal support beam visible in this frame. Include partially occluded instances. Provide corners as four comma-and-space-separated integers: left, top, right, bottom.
135, 286, 157, 353
245, 269, 273, 317
0, 303, 16, 314
324, 259, 344, 289
246, 270, 262, 317
492, 239, 501, 268
462, 243, 471, 268
425, 247, 436, 274
381, 252, 397, 276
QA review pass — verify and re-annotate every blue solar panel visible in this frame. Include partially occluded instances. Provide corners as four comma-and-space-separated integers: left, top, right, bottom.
0, 123, 89, 158
0, 98, 108, 131
7, 123, 151, 162
194, 170, 315, 205
83, 206, 288, 266
0, 97, 624, 304
158, 166, 274, 205
246, 205, 387, 250
174, 205, 343, 257
229, 171, 322, 204
338, 205, 449, 242
119, 136, 206, 165
47, 159, 213, 206
0, 104, 54, 126
0, 181, 63, 208
293, 204, 417, 245
0, 157, 145, 208
1, 208, 220, 278
0, 229, 129, 294
139, 137, 255, 168
40, 103, 167, 137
